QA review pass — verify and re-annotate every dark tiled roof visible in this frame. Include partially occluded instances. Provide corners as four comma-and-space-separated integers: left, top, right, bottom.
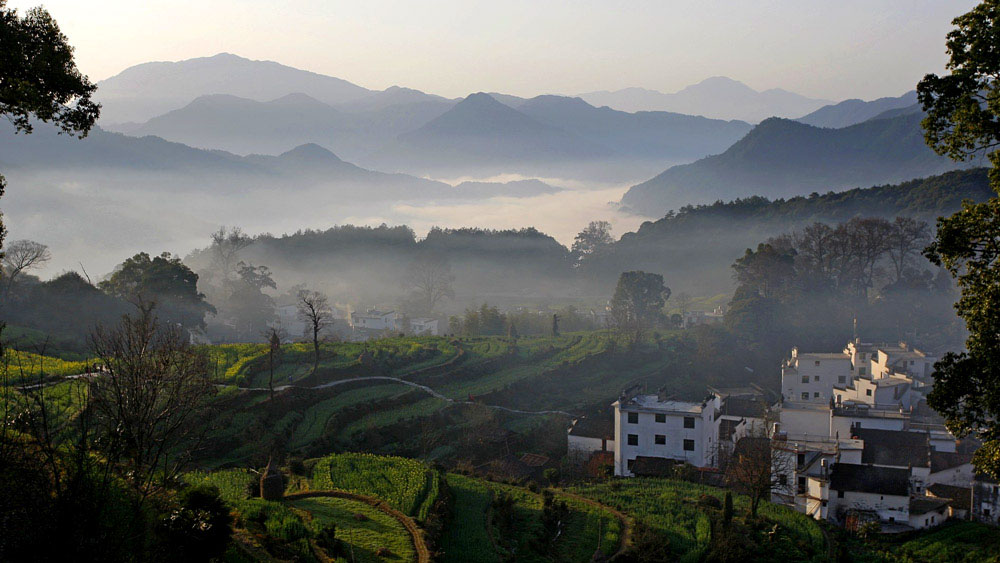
632, 456, 679, 477
829, 463, 910, 496
855, 428, 929, 468
568, 411, 614, 440
718, 419, 741, 441
930, 451, 972, 473
520, 453, 550, 467
926, 483, 971, 511
719, 397, 767, 419
910, 497, 950, 515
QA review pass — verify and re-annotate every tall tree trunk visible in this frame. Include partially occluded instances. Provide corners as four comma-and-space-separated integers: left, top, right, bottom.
312, 326, 320, 373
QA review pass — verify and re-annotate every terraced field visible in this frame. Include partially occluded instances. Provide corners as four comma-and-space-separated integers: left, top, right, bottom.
290, 496, 415, 563
311, 453, 440, 521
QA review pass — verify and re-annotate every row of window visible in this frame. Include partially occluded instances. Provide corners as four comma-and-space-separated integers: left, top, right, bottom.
626, 411, 696, 428
800, 375, 851, 384
625, 433, 695, 450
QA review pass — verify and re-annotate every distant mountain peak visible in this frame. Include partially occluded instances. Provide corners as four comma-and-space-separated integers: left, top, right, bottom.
278, 143, 341, 162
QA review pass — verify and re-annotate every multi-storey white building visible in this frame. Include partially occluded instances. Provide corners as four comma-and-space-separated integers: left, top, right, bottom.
613, 390, 715, 476
781, 349, 852, 404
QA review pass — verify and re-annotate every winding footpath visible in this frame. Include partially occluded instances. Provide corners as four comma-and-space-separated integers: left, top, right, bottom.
242, 375, 575, 417
283, 490, 431, 563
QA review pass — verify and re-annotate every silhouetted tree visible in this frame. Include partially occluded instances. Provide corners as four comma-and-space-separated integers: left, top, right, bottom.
2, 239, 49, 295
609, 271, 670, 348
89, 304, 213, 499
208, 226, 252, 280
402, 253, 455, 314
297, 290, 332, 373
572, 220, 614, 263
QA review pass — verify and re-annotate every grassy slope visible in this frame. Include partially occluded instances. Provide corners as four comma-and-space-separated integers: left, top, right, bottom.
572, 478, 826, 563
440, 473, 620, 563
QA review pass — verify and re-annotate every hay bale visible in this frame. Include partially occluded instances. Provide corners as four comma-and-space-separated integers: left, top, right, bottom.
260, 460, 285, 501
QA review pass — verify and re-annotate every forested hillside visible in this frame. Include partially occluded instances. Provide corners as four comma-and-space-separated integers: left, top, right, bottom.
621, 112, 971, 215
592, 168, 993, 295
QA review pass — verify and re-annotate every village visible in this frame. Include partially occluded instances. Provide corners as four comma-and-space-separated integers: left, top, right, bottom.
568, 337, 997, 533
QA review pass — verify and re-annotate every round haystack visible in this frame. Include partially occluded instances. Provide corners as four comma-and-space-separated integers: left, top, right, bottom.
260, 460, 285, 501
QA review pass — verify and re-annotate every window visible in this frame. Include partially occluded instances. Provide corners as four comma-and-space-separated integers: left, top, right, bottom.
814, 360, 821, 366
798, 477, 806, 494
655, 413, 666, 423
814, 392, 820, 398
838, 376, 846, 384
860, 367, 867, 376
778, 474, 788, 486
627, 434, 638, 446
655, 434, 666, 445
801, 392, 809, 401
627, 412, 638, 424
797, 453, 805, 466
627, 459, 635, 471
683, 416, 695, 429
837, 490, 845, 498
683, 439, 695, 451
801, 375, 809, 384
814, 375, 820, 381
866, 389, 873, 396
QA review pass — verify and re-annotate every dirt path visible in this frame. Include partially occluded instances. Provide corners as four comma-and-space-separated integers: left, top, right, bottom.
283, 490, 431, 563
553, 490, 632, 560
241, 375, 575, 417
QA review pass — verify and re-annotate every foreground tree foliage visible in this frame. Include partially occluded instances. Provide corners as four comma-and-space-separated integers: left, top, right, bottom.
918, 0, 1000, 477
0, 0, 99, 264
0, 308, 226, 561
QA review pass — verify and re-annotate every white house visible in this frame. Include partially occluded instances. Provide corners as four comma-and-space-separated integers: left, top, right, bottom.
408, 317, 440, 336
613, 389, 714, 476
781, 349, 853, 404
823, 463, 912, 526
567, 411, 615, 464
350, 309, 399, 332
974, 477, 1000, 524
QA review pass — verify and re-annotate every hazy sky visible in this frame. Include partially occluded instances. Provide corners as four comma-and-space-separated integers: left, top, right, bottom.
9, 0, 981, 100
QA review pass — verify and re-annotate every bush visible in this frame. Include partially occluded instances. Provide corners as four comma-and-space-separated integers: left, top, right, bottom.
699, 494, 722, 509
157, 485, 233, 562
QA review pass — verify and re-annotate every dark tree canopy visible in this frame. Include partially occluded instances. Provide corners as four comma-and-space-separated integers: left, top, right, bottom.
0, 1, 99, 263
918, 0, 1000, 477
100, 252, 215, 330
609, 271, 670, 347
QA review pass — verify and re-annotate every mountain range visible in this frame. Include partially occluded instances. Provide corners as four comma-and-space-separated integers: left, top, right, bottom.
620, 111, 971, 215
95, 53, 374, 124
0, 123, 562, 202
578, 77, 832, 122
795, 91, 919, 128
112, 87, 753, 181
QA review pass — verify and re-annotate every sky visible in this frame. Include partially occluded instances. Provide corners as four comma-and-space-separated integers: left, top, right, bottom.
8, 0, 982, 101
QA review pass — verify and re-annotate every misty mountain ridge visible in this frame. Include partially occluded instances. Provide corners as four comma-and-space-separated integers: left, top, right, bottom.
796, 91, 919, 128
620, 111, 972, 215
578, 76, 833, 122
360, 92, 615, 176
117, 88, 751, 181
0, 122, 564, 203
95, 53, 372, 124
